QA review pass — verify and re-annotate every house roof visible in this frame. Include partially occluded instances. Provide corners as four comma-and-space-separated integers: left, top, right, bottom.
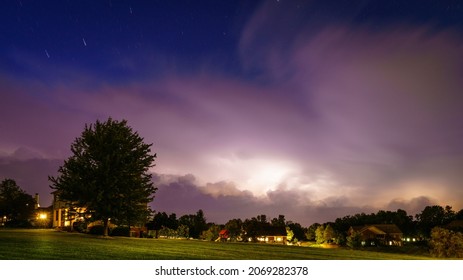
219, 229, 229, 235
350, 224, 403, 235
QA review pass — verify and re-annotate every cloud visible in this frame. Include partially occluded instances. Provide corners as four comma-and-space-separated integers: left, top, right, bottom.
386, 196, 438, 215
1, 1, 463, 224
152, 173, 382, 226
235, 2, 463, 211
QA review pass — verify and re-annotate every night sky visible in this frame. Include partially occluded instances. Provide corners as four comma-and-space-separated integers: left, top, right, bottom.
1, 0, 463, 226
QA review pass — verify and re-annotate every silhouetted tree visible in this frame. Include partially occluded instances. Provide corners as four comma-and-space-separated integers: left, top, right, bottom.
456, 209, 463, 220
0, 179, 35, 226
271, 215, 286, 227
346, 230, 362, 249
286, 222, 305, 241
147, 212, 169, 238
178, 209, 207, 239
324, 224, 335, 243
415, 205, 451, 237
306, 223, 320, 241
49, 118, 157, 236
225, 218, 243, 241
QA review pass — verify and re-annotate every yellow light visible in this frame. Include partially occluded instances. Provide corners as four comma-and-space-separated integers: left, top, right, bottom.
39, 213, 47, 220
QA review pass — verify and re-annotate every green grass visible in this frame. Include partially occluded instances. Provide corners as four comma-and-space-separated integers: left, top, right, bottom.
0, 229, 434, 260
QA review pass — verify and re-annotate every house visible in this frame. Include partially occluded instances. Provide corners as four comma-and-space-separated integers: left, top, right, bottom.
218, 229, 229, 241
30, 193, 52, 228
215, 229, 229, 242
51, 191, 88, 229
51, 191, 142, 235
249, 225, 287, 244
348, 224, 403, 246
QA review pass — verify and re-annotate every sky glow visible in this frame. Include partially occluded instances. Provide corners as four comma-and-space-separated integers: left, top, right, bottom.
1, 1, 463, 225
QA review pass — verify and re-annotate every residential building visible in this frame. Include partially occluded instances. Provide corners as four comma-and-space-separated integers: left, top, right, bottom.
348, 224, 403, 246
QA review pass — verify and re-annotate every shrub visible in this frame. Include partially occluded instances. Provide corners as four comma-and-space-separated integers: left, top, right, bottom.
347, 231, 362, 249
110, 226, 130, 237
88, 225, 105, 235
5, 220, 32, 228
72, 221, 87, 233
429, 227, 463, 258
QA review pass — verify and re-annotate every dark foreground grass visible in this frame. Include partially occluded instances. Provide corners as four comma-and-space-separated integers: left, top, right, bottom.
0, 229, 433, 260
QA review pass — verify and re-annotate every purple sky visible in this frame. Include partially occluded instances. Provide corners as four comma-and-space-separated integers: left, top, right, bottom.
1, 1, 463, 226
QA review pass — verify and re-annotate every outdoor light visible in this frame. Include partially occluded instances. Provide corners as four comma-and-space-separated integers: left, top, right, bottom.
39, 213, 47, 220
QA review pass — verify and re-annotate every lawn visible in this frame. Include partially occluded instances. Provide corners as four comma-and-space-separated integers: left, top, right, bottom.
0, 229, 434, 260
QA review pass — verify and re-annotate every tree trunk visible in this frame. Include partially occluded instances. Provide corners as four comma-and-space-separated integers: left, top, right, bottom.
103, 218, 109, 236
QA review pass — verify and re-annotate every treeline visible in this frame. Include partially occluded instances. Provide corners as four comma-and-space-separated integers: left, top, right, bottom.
149, 206, 463, 242
0, 179, 37, 227
147, 212, 307, 242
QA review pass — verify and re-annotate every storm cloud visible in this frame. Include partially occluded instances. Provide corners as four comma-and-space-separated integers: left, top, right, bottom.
1, 1, 463, 225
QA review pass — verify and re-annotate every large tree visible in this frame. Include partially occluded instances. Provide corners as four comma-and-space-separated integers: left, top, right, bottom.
0, 178, 36, 226
49, 118, 156, 236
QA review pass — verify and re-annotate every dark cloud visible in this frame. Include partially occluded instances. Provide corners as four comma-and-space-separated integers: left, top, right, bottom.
152, 173, 388, 226
386, 196, 438, 215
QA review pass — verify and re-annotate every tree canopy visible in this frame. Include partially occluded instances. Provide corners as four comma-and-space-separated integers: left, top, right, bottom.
49, 118, 156, 236
0, 178, 36, 226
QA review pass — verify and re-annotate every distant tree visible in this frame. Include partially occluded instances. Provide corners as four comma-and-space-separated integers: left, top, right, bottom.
443, 205, 456, 224
346, 230, 362, 249
456, 209, 463, 220
225, 218, 243, 241
257, 214, 268, 224
315, 225, 325, 244
177, 224, 189, 238
335, 232, 346, 245
416, 205, 448, 237
167, 213, 179, 230
49, 118, 157, 236
0, 179, 36, 226
286, 222, 305, 241
178, 209, 207, 239
243, 217, 260, 241
201, 224, 221, 241
193, 209, 207, 238
324, 224, 336, 243
286, 226, 295, 243
306, 223, 320, 241
271, 215, 286, 227
147, 212, 169, 238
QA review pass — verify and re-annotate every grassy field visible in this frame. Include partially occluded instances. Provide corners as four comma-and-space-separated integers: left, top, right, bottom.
0, 229, 434, 260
